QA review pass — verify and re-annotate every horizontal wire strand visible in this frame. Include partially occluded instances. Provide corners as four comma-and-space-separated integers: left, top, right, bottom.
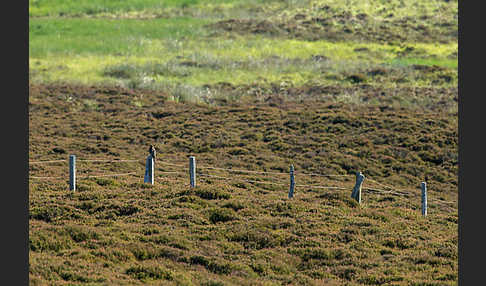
29, 160, 66, 164
28, 156, 457, 207
199, 173, 349, 189
30, 176, 65, 179
77, 172, 139, 179
77, 159, 140, 163
197, 165, 288, 175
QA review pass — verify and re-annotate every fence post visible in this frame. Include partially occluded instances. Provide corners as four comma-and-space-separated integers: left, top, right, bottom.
189, 156, 196, 188
69, 154, 76, 191
421, 182, 427, 216
288, 165, 295, 198
144, 155, 154, 184
351, 171, 365, 204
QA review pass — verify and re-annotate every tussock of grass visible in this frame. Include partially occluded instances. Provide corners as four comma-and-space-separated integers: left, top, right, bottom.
126, 264, 174, 281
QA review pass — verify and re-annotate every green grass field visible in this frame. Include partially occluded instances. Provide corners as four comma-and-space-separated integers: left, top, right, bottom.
29, 0, 458, 285
29, 0, 267, 17
29, 0, 457, 105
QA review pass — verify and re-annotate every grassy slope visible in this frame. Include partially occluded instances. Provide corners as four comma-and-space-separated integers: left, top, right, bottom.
29, 0, 458, 285
29, 84, 457, 285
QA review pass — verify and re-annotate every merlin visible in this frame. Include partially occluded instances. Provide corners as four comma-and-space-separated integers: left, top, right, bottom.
148, 144, 156, 162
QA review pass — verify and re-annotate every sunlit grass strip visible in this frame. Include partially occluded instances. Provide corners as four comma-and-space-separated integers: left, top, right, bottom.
30, 56, 456, 89
29, 0, 250, 17
29, 17, 211, 57
30, 17, 457, 59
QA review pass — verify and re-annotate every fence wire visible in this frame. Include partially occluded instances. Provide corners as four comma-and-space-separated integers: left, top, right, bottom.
77, 159, 140, 163
29, 159, 66, 164
296, 172, 353, 178
157, 161, 186, 168
30, 175, 65, 180
28, 155, 457, 208
77, 172, 140, 179
198, 173, 349, 190
198, 165, 288, 176
198, 173, 289, 186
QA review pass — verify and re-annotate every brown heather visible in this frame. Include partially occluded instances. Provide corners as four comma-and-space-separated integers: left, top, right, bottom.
29, 83, 457, 285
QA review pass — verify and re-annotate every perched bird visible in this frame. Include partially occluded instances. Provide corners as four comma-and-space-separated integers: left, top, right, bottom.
148, 145, 156, 162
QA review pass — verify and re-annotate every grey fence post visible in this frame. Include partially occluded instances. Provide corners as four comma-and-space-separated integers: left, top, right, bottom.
351, 171, 365, 204
189, 156, 196, 188
144, 155, 154, 185
69, 155, 76, 191
288, 165, 295, 198
421, 182, 427, 216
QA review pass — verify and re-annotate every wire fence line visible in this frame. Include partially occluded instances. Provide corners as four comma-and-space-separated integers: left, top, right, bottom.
157, 159, 353, 179
363, 186, 411, 197
198, 173, 350, 190
199, 173, 289, 186
183, 163, 354, 180
162, 166, 352, 192
30, 172, 142, 180
77, 159, 140, 163
362, 187, 415, 200
157, 160, 287, 176
24, 156, 418, 191
296, 184, 349, 190
30, 175, 65, 180
29, 158, 143, 164
428, 198, 457, 208
363, 185, 457, 211
296, 172, 353, 178
364, 177, 422, 197
77, 172, 140, 179
363, 184, 456, 204
28, 155, 457, 210
27, 156, 370, 185
430, 198, 456, 205
365, 177, 400, 191
198, 165, 288, 176
365, 177, 457, 206
157, 171, 186, 175
29, 159, 142, 166
362, 187, 403, 195
29, 159, 66, 164
197, 166, 364, 192
157, 161, 186, 168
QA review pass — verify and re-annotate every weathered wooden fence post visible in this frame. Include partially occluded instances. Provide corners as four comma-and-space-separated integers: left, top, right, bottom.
421, 182, 427, 216
189, 156, 196, 188
69, 154, 76, 191
351, 171, 365, 204
144, 155, 154, 184
288, 165, 295, 198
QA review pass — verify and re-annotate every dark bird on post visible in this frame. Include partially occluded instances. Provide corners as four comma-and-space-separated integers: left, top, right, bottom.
148, 145, 156, 163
